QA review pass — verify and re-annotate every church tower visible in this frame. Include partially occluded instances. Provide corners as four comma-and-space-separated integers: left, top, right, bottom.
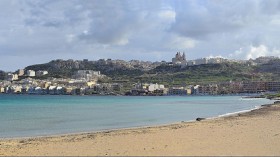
182, 52, 186, 61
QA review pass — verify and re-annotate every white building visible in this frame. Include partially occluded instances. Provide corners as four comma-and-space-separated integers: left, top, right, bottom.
193, 85, 200, 94
187, 60, 195, 66
194, 58, 208, 65
18, 69, 24, 76
7, 73, 18, 81
35, 87, 43, 94
27, 70, 36, 77
0, 87, 5, 93
188, 57, 228, 66
36, 70, 48, 76
148, 83, 165, 92
208, 57, 227, 64
73, 70, 101, 80
48, 86, 57, 95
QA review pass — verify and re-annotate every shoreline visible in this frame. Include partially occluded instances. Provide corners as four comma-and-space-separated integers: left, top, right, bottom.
1, 102, 280, 156
0, 116, 199, 141
216, 104, 262, 118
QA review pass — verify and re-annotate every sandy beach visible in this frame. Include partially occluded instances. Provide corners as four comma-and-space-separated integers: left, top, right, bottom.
1, 103, 280, 156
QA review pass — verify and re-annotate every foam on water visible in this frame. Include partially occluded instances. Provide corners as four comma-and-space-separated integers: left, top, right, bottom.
217, 105, 262, 118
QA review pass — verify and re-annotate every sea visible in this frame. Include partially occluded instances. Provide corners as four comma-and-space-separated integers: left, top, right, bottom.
0, 95, 274, 138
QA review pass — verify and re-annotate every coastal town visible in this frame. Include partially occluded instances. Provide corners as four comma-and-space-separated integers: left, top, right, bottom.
2, 1, 280, 156
1, 53, 280, 96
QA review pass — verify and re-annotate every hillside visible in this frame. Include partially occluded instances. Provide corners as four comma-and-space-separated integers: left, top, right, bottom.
23, 59, 279, 85
25, 59, 150, 78
136, 63, 263, 85
255, 59, 280, 74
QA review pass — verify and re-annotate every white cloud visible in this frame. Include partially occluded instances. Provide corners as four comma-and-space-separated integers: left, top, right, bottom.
246, 45, 268, 59
246, 45, 280, 59
230, 45, 280, 59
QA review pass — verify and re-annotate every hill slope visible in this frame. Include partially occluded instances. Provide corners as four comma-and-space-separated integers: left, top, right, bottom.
24, 60, 279, 85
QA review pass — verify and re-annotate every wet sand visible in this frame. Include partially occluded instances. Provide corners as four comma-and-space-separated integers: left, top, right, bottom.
1, 103, 280, 156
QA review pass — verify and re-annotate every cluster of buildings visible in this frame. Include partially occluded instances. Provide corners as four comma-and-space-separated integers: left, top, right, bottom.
171, 52, 279, 67
1, 53, 280, 96
7, 69, 48, 81
0, 76, 123, 95
2, 75, 280, 96
188, 57, 229, 66
252, 56, 279, 64
72, 70, 103, 81
171, 52, 230, 67
127, 81, 280, 96
1, 69, 121, 95
167, 81, 280, 95
129, 83, 167, 96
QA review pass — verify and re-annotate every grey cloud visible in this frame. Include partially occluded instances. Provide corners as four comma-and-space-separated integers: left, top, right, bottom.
1, 0, 280, 71
170, 0, 260, 39
77, 0, 178, 45
260, 0, 280, 14
167, 0, 280, 60
24, 18, 65, 28
79, 10, 136, 45
22, 0, 84, 28
78, 1, 148, 45
42, 20, 63, 28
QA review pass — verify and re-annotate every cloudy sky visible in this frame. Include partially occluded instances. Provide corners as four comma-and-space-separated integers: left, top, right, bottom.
1, 0, 280, 71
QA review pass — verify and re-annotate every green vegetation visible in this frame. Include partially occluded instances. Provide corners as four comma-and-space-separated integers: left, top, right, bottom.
25, 63, 75, 78
264, 93, 280, 99
133, 63, 274, 85
23, 60, 280, 85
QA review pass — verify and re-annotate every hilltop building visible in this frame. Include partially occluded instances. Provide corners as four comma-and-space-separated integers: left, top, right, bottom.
172, 52, 187, 67
255, 56, 278, 64
18, 69, 24, 76
27, 70, 36, 77
72, 70, 101, 81
36, 70, 48, 76
7, 73, 18, 81
187, 57, 228, 66
172, 52, 229, 67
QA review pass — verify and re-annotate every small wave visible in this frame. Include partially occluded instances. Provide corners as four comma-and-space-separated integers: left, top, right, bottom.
239, 98, 265, 101
217, 106, 261, 118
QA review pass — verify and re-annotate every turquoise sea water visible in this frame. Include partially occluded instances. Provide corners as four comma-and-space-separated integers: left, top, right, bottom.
0, 95, 274, 138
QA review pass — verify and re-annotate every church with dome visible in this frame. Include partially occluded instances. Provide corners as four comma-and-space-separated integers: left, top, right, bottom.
172, 52, 187, 66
